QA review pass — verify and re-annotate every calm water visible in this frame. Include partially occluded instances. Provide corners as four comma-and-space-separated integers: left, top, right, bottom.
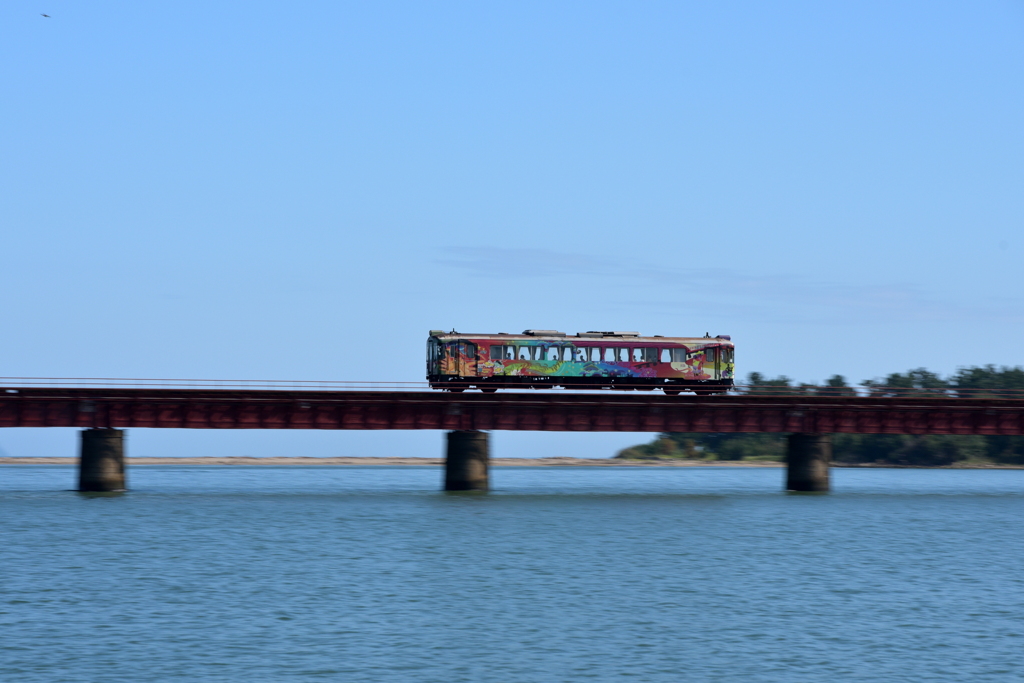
2, 465, 1023, 682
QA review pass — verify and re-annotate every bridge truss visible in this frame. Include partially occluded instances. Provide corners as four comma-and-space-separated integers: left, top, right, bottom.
2, 386, 1024, 435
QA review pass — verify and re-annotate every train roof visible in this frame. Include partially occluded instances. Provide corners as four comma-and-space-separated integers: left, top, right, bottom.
428, 330, 733, 345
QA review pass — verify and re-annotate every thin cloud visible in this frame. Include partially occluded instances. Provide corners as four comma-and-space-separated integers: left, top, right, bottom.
437, 246, 1024, 325
436, 247, 617, 278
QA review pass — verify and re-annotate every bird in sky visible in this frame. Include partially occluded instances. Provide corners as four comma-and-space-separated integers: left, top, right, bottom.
41, 13, 50, 17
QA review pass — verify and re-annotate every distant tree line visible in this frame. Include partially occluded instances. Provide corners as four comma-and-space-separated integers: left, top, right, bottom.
615, 366, 1024, 466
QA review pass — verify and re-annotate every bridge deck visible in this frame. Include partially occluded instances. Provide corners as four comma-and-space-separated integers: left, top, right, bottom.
3, 387, 1024, 434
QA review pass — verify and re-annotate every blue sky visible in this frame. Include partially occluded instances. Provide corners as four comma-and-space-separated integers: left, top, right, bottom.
2, 1, 1022, 459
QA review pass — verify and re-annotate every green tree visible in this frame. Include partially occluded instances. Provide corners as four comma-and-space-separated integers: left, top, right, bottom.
951, 365, 1024, 399
818, 374, 858, 397
863, 368, 948, 398
744, 372, 800, 395
615, 431, 787, 462
832, 433, 986, 466
617, 366, 1024, 466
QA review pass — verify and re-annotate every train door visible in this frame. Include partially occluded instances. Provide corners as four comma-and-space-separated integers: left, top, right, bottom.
721, 346, 735, 380
462, 341, 478, 376
706, 347, 719, 379
447, 341, 478, 377
427, 339, 439, 377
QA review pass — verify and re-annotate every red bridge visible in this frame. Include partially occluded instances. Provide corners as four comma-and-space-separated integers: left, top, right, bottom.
3, 383, 1024, 435
4, 378, 1024, 493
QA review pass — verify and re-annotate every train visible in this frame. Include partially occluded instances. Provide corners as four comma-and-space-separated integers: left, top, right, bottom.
427, 330, 734, 394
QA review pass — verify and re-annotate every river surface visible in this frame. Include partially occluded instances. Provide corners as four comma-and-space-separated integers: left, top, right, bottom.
2, 465, 1023, 682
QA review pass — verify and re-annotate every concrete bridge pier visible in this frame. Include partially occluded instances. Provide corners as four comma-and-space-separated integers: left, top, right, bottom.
79, 428, 126, 492
444, 430, 489, 491
786, 433, 831, 492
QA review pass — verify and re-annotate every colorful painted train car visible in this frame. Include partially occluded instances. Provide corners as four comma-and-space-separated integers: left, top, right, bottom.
427, 330, 734, 394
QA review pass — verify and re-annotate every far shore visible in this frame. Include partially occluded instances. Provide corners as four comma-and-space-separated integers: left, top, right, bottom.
1, 457, 1023, 469
0, 456, 778, 467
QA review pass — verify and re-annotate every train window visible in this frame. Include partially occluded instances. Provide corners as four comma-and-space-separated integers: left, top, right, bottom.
671, 348, 687, 363
618, 348, 629, 362
543, 346, 557, 361
603, 348, 614, 362
590, 347, 601, 362
634, 348, 656, 362
518, 345, 532, 361
490, 345, 504, 360
660, 349, 671, 362
559, 347, 570, 361
574, 347, 587, 362
707, 348, 717, 363
724, 348, 734, 363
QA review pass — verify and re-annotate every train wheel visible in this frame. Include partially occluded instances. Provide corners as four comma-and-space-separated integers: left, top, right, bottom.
664, 388, 681, 396
481, 387, 498, 393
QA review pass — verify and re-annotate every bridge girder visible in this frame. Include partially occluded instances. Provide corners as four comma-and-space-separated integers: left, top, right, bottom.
2, 388, 1024, 435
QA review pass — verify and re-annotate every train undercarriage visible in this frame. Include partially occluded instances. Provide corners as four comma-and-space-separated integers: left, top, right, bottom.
428, 376, 733, 395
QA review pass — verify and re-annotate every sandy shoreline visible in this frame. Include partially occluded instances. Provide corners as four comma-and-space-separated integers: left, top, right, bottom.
2, 457, 1023, 469
0, 456, 780, 467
